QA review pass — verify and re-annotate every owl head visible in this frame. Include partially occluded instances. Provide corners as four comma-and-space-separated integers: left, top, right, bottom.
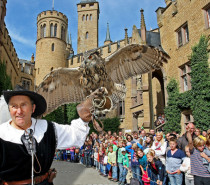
80, 50, 101, 69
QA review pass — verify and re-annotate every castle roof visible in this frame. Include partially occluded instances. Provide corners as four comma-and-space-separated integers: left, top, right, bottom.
137, 29, 164, 51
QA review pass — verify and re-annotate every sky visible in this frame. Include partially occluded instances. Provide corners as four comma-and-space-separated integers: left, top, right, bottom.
5, 0, 166, 60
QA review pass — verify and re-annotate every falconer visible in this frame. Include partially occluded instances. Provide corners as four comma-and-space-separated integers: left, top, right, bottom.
0, 85, 104, 185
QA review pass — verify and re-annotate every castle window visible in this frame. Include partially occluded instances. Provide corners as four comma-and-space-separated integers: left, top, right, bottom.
82, 15, 85, 21
61, 26, 65, 40
22, 79, 31, 90
50, 23, 54, 37
180, 62, 191, 92
176, 23, 189, 47
43, 24, 46, 37
52, 43, 55, 51
108, 44, 111, 53
90, 14, 92, 21
85, 32, 89, 39
40, 25, 43, 38
54, 24, 57, 37
118, 100, 125, 117
86, 14, 89, 21
89, 3, 94, 7
203, 4, 210, 28
81, 4, 86, 8
117, 41, 120, 49
100, 47, 103, 55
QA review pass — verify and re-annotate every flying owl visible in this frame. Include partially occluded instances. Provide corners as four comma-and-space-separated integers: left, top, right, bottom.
37, 44, 168, 116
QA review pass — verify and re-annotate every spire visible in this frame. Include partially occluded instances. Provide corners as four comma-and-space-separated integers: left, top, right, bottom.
104, 22, 112, 45
52, 0, 54, 10
124, 28, 129, 45
69, 34, 72, 46
105, 22, 111, 42
140, 9, 146, 44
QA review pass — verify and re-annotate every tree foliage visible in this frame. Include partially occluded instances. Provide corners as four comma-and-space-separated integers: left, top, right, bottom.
190, 35, 210, 130
0, 61, 12, 95
164, 79, 181, 133
43, 106, 65, 124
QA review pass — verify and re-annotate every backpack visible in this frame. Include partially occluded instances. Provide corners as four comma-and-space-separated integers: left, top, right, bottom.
130, 177, 140, 185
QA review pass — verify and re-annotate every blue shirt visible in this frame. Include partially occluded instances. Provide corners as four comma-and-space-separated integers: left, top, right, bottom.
166, 149, 185, 173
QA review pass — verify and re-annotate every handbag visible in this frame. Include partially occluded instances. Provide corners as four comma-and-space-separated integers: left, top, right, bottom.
142, 170, 150, 185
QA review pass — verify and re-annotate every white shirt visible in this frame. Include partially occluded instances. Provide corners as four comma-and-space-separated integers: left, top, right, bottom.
0, 117, 90, 149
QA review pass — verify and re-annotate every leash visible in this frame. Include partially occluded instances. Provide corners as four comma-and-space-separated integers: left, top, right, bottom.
129, 168, 160, 184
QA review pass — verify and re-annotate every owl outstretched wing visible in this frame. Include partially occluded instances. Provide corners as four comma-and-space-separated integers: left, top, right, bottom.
36, 67, 84, 115
105, 44, 169, 84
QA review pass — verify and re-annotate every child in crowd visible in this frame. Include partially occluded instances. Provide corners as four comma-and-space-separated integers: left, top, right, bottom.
201, 137, 210, 172
187, 130, 210, 184
136, 149, 147, 176
126, 142, 143, 185
166, 138, 186, 185
180, 145, 194, 185
120, 147, 129, 185
99, 143, 105, 175
117, 141, 124, 184
69, 147, 75, 162
93, 144, 99, 170
107, 145, 118, 181
142, 134, 153, 154
84, 140, 92, 167
103, 150, 108, 176
147, 149, 166, 185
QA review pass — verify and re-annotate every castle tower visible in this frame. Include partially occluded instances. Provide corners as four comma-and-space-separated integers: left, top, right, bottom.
77, 0, 99, 53
35, 10, 68, 86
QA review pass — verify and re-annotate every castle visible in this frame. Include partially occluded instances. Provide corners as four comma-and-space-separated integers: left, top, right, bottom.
0, 0, 209, 133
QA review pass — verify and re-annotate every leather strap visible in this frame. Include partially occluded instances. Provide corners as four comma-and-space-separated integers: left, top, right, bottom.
3, 172, 49, 185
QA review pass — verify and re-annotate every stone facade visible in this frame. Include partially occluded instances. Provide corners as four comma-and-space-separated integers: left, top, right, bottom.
0, 0, 35, 91
156, 0, 210, 133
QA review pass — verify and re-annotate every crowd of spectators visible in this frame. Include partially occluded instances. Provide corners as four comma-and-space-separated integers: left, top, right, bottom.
54, 123, 210, 185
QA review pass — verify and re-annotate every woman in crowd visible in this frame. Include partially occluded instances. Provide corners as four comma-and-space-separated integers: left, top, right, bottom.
151, 131, 167, 165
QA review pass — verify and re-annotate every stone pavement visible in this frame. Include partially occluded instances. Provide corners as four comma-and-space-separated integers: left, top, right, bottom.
51, 160, 118, 185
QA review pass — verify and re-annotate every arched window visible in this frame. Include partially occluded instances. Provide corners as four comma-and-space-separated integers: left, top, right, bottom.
50, 23, 54, 37
43, 24, 46, 37
90, 14, 92, 21
52, 43, 54, 51
82, 15, 85, 21
61, 26, 65, 40
54, 24, 57, 37
40, 25, 43, 38
85, 32, 89, 39
86, 14, 88, 21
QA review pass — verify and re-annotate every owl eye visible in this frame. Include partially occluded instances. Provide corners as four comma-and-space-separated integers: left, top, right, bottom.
88, 55, 92, 59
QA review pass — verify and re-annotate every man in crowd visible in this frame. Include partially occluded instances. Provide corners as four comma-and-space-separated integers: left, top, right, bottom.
177, 122, 196, 152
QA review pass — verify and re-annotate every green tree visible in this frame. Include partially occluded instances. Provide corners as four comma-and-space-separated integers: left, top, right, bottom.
66, 103, 79, 124
190, 35, 210, 130
0, 61, 12, 94
43, 106, 65, 124
164, 79, 181, 133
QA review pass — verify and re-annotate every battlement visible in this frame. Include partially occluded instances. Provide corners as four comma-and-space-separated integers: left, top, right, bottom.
37, 10, 68, 23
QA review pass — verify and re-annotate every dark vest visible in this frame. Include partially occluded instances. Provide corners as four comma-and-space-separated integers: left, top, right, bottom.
0, 121, 56, 181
